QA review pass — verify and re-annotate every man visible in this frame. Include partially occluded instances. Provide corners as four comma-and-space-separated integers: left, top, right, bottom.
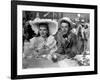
55, 17, 78, 59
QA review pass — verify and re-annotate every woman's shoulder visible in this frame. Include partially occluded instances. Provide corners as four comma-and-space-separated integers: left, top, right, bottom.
47, 35, 56, 45
30, 37, 39, 43
30, 37, 36, 41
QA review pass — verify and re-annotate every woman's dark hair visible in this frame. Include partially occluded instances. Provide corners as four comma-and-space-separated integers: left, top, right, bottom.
36, 23, 50, 37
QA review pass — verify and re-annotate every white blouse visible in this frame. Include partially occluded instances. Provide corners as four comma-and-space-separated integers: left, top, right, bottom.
29, 35, 57, 59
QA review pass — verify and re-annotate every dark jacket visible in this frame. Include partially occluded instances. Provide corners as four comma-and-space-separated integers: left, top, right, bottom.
55, 30, 78, 58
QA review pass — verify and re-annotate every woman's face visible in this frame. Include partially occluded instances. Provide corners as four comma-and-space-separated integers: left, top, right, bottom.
39, 25, 48, 38
61, 22, 69, 33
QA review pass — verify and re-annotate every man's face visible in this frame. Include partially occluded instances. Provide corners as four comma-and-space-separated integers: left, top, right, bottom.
39, 25, 48, 38
61, 22, 69, 33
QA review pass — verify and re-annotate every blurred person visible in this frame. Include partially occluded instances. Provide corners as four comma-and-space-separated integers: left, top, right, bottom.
76, 19, 90, 54
82, 22, 90, 51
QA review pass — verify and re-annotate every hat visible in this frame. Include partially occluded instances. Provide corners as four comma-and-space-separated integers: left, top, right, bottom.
29, 19, 58, 35
58, 17, 73, 28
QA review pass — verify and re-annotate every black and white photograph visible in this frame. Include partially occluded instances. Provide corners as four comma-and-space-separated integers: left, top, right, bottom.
11, 1, 97, 79
22, 11, 90, 69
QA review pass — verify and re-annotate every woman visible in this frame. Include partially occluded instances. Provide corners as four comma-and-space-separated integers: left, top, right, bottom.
23, 19, 59, 68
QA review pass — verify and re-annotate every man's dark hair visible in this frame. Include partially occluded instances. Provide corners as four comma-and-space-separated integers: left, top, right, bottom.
60, 20, 72, 35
